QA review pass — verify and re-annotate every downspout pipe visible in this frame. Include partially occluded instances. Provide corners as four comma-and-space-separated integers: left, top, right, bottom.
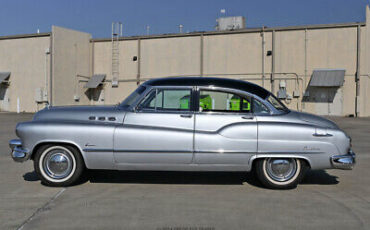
271, 30, 276, 94
303, 28, 308, 110
49, 33, 53, 106
200, 34, 204, 77
45, 48, 49, 102
137, 38, 141, 85
261, 26, 265, 88
355, 24, 361, 117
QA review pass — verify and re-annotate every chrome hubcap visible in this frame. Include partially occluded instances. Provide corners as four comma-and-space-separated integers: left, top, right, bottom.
43, 150, 73, 179
266, 158, 297, 182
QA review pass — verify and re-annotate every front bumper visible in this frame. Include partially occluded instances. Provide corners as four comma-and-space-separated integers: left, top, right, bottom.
331, 149, 356, 170
9, 139, 30, 163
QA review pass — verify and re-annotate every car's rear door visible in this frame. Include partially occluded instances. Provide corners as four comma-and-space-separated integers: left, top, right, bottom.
114, 87, 195, 165
194, 87, 257, 166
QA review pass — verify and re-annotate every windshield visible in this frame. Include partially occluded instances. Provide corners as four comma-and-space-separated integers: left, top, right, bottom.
266, 94, 289, 112
120, 85, 146, 108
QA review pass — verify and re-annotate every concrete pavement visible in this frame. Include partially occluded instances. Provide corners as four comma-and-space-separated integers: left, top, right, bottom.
0, 113, 369, 230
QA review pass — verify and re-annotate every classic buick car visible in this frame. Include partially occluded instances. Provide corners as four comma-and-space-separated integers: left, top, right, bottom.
9, 77, 355, 189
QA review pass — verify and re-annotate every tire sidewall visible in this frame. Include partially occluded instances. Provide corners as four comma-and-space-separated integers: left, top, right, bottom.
38, 146, 77, 183
262, 158, 301, 186
256, 158, 307, 189
34, 145, 84, 186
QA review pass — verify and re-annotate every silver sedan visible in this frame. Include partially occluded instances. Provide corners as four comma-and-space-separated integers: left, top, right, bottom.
9, 77, 355, 189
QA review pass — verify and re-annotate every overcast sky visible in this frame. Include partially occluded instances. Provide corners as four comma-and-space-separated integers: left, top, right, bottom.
0, 0, 368, 38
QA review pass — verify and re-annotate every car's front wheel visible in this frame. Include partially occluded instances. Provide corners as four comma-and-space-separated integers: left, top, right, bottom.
34, 145, 85, 187
255, 158, 308, 189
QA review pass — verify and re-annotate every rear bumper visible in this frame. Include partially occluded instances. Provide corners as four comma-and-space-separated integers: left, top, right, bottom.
331, 149, 356, 170
9, 139, 30, 163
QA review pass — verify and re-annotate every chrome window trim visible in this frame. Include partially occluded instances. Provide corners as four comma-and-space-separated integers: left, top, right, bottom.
195, 86, 277, 115
118, 85, 149, 110
130, 85, 280, 115
196, 86, 253, 115
122, 85, 151, 111
134, 86, 194, 114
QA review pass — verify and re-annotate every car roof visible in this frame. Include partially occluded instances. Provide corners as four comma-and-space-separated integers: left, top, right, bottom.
143, 77, 270, 99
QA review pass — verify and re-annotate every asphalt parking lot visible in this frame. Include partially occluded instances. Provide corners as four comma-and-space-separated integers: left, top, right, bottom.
0, 113, 369, 230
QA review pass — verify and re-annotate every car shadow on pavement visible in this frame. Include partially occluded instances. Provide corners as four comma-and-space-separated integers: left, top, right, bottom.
87, 169, 339, 187
23, 169, 339, 187
301, 170, 339, 185
23, 171, 39, 181
88, 170, 254, 185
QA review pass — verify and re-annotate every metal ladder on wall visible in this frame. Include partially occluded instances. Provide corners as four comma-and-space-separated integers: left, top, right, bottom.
111, 22, 122, 87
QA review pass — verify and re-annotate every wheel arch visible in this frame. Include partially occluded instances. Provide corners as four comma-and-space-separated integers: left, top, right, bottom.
30, 141, 87, 167
250, 154, 312, 171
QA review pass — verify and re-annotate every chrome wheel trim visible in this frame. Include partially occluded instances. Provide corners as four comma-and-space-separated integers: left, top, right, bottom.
266, 158, 297, 182
262, 158, 301, 185
39, 146, 76, 183
43, 151, 72, 179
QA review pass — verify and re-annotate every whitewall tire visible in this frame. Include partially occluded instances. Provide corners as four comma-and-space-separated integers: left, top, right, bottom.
34, 145, 85, 187
255, 158, 308, 189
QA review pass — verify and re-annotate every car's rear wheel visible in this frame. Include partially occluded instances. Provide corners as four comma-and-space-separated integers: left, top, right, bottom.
34, 145, 85, 187
255, 158, 308, 189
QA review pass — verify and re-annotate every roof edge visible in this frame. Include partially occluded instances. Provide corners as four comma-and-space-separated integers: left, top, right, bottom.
0, 32, 51, 41
91, 22, 365, 42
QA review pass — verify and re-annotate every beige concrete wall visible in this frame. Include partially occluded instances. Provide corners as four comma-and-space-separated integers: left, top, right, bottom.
93, 25, 367, 116
360, 5, 370, 116
93, 36, 201, 105
0, 35, 50, 112
306, 27, 357, 116
52, 26, 91, 106
141, 36, 201, 78
93, 40, 139, 104
204, 33, 263, 74
2, 19, 370, 116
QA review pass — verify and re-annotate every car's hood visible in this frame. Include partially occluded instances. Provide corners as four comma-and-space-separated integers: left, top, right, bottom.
287, 110, 339, 129
33, 105, 126, 123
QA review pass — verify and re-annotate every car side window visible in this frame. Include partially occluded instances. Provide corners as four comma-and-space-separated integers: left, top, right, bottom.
199, 90, 251, 113
138, 89, 192, 111
252, 98, 270, 114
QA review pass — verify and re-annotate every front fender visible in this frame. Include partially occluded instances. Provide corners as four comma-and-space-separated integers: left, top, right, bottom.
16, 120, 116, 169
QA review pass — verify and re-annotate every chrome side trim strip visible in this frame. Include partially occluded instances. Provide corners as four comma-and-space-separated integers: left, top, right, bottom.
122, 124, 194, 133
115, 150, 193, 153
83, 149, 112, 152
195, 150, 254, 154
83, 149, 254, 154
84, 148, 323, 155
83, 149, 192, 153
257, 151, 323, 154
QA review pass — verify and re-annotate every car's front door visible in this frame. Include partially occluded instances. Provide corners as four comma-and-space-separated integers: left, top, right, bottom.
114, 87, 194, 165
194, 88, 257, 166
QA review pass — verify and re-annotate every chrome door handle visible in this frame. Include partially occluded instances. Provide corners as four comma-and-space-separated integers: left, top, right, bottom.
313, 133, 332, 137
241, 115, 254, 120
180, 114, 193, 118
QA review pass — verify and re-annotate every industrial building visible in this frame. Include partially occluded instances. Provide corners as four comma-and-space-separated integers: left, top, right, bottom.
1, 6, 370, 116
